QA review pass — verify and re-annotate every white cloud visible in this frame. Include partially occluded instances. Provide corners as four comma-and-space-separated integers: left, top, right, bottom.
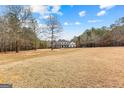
96, 5, 115, 17
88, 20, 102, 23
79, 11, 86, 17
39, 23, 47, 28
30, 5, 49, 15
30, 5, 63, 25
75, 22, 81, 25
100, 5, 115, 10
43, 15, 48, 19
64, 22, 69, 26
43, 15, 50, 19
97, 10, 106, 16
51, 5, 63, 16
30, 5, 63, 17
64, 22, 81, 26
51, 6, 60, 13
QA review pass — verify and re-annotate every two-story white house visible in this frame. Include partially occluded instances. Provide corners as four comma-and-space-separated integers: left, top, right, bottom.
55, 39, 76, 48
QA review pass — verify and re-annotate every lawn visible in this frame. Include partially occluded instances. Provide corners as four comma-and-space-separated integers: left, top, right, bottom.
0, 47, 124, 87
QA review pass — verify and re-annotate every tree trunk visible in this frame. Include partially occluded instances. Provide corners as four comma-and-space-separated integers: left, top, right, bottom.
51, 29, 54, 51
51, 40, 53, 51
34, 40, 37, 50
15, 40, 19, 53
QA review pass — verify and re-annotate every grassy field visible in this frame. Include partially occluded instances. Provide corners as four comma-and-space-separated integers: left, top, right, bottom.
0, 47, 124, 88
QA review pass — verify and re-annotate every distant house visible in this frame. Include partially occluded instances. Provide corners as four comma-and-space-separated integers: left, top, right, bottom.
69, 42, 76, 48
55, 39, 76, 48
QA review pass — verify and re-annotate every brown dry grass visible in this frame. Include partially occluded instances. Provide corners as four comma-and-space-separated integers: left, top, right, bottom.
0, 47, 124, 87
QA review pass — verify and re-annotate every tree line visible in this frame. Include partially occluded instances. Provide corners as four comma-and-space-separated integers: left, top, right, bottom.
0, 5, 62, 53
72, 17, 124, 47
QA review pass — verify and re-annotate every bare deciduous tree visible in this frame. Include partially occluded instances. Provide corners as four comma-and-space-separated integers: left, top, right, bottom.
43, 14, 63, 50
